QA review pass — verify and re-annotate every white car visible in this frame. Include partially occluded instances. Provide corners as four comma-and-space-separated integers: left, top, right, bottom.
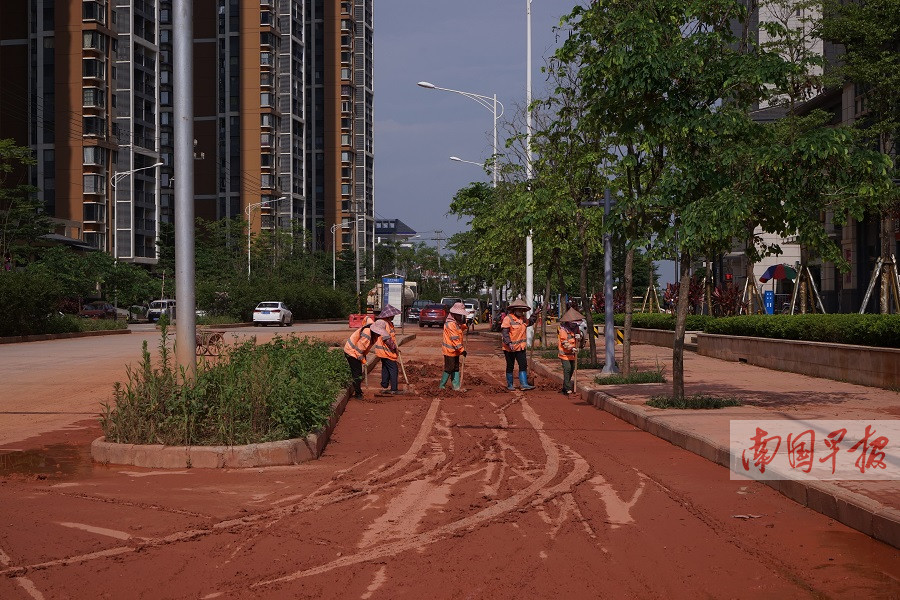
463, 302, 477, 328
253, 301, 293, 326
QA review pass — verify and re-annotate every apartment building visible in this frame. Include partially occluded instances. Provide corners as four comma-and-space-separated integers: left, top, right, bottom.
0, 0, 121, 252
0, 0, 374, 265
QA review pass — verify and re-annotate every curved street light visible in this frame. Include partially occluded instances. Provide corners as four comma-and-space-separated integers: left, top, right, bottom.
246, 196, 286, 277
449, 156, 485, 168
332, 216, 365, 290
110, 161, 164, 259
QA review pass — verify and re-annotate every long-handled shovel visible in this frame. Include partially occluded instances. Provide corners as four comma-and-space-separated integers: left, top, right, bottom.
573, 354, 579, 394
399, 352, 409, 386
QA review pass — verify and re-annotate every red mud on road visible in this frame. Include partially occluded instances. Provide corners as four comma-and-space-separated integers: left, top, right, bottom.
0, 329, 898, 599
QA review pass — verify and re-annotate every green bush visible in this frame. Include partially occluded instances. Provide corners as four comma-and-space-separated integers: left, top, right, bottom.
606, 313, 712, 331
101, 329, 352, 446
646, 394, 742, 409
704, 314, 900, 348
0, 270, 63, 336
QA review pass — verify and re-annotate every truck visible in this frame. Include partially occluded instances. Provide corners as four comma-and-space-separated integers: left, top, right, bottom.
365, 278, 418, 314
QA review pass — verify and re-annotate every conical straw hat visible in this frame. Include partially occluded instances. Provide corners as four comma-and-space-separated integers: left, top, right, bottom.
560, 307, 584, 322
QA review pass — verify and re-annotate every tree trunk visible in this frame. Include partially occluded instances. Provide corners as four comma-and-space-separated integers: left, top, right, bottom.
673, 251, 692, 399
623, 246, 635, 376
542, 268, 552, 349
579, 216, 598, 365
881, 214, 893, 314
745, 251, 756, 314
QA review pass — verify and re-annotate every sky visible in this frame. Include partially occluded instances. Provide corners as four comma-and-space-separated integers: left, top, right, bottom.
373, 0, 569, 241
372, 1, 677, 285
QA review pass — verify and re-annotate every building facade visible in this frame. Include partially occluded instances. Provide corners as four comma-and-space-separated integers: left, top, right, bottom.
0, 0, 373, 265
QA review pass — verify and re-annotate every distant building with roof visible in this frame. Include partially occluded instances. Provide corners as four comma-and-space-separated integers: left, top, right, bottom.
374, 219, 417, 245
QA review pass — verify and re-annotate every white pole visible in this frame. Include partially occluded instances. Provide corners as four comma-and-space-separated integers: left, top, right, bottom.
525, 0, 534, 311
332, 224, 337, 289
246, 204, 252, 278
173, 0, 196, 376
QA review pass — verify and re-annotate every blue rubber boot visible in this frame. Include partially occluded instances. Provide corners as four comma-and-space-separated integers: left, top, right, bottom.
439, 372, 450, 389
506, 373, 515, 391
519, 371, 535, 391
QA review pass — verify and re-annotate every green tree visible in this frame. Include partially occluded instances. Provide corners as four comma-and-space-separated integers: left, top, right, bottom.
817, 0, 900, 312
0, 139, 48, 265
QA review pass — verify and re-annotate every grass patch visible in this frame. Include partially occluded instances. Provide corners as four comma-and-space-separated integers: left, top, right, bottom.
646, 394, 743, 409
101, 324, 351, 446
595, 368, 666, 385
46, 315, 127, 334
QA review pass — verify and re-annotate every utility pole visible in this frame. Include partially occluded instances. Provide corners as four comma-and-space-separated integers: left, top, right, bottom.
601, 188, 619, 374
173, 0, 196, 377
435, 230, 443, 295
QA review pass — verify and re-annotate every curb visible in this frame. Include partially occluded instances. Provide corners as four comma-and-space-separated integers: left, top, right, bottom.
91, 332, 417, 470
531, 358, 900, 549
0, 328, 131, 345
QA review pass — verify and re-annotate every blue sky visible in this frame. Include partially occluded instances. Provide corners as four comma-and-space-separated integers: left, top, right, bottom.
373, 0, 569, 240
372, 1, 676, 285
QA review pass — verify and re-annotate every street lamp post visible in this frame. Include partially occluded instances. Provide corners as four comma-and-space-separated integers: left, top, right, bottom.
332, 217, 364, 290
525, 0, 534, 314
246, 196, 285, 277
110, 161, 164, 259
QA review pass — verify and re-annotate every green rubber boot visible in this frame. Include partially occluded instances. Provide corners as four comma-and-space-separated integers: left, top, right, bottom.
519, 371, 535, 391
439, 372, 450, 389
452, 372, 462, 391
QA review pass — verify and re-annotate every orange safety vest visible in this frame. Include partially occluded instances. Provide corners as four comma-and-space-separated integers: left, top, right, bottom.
558, 325, 577, 360
344, 324, 375, 361
501, 313, 527, 352
442, 318, 465, 357
374, 321, 398, 361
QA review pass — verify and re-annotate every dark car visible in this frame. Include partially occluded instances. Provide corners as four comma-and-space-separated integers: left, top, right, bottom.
79, 301, 117, 320
418, 303, 448, 328
407, 299, 434, 323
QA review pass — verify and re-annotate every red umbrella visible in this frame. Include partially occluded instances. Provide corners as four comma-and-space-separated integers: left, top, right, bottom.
759, 264, 797, 283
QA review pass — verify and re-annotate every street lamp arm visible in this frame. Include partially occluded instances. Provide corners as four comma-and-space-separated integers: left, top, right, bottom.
111, 161, 164, 188
418, 82, 504, 119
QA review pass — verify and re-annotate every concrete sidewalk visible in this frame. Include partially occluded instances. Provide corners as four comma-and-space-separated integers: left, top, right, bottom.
533, 343, 900, 549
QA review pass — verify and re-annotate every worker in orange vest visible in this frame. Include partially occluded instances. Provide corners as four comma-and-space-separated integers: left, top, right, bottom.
558, 307, 584, 395
374, 304, 401, 394
343, 319, 386, 398
439, 302, 468, 390
502, 298, 539, 391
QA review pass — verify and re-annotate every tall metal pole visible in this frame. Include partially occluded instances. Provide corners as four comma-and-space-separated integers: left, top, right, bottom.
602, 188, 619, 374
525, 0, 534, 312
332, 225, 337, 289
355, 209, 361, 310
173, 0, 196, 376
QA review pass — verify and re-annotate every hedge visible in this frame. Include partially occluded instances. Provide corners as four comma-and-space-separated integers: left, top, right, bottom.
598, 312, 900, 349
703, 314, 900, 348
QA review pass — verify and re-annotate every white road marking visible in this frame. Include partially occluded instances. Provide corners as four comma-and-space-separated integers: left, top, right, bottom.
1, 545, 46, 600
588, 473, 646, 528
57, 522, 133, 540
118, 470, 191, 478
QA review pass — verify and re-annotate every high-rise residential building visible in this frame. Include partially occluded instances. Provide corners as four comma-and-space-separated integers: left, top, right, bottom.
1, 0, 121, 252
1, 0, 374, 266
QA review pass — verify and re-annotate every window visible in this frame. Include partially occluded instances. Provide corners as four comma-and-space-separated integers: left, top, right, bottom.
341, 51, 351, 64
260, 32, 275, 47
83, 31, 106, 50
82, 1, 106, 24
341, 166, 351, 178
160, 8, 170, 23
261, 174, 274, 188
83, 147, 104, 166
341, 117, 351, 130
260, 92, 273, 107
340, 67, 351, 80
260, 51, 273, 66
260, 71, 273, 87
341, 85, 351, 97
83, 116, 106, 137
341, 34, 351, 47
83, 203, 106, 222
261, 113, 274, 127
82, 58, 105, 79
341, 183, 351, 195
261, 10, 273, 25
83, 174, 106, 194
341, 1, 350, 14
341, 19, 350, 31
160, 70, 170, 84
261, 153, 274, 167
341, 101, 351, 113
83, 87, 105, 108
341, 134, 351, 146
341, 151, 351, 163
261, 132, 273, 146
161, 91, 172, 106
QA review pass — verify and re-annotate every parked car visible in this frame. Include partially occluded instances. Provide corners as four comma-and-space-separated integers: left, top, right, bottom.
147, 299, 176, 323
463, 301, 477, 329
79, 301, 117, 320
418, 303, 448, 328
439, 296, 464, 309
253, 301, 293, 326
407, 299, 433, 323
